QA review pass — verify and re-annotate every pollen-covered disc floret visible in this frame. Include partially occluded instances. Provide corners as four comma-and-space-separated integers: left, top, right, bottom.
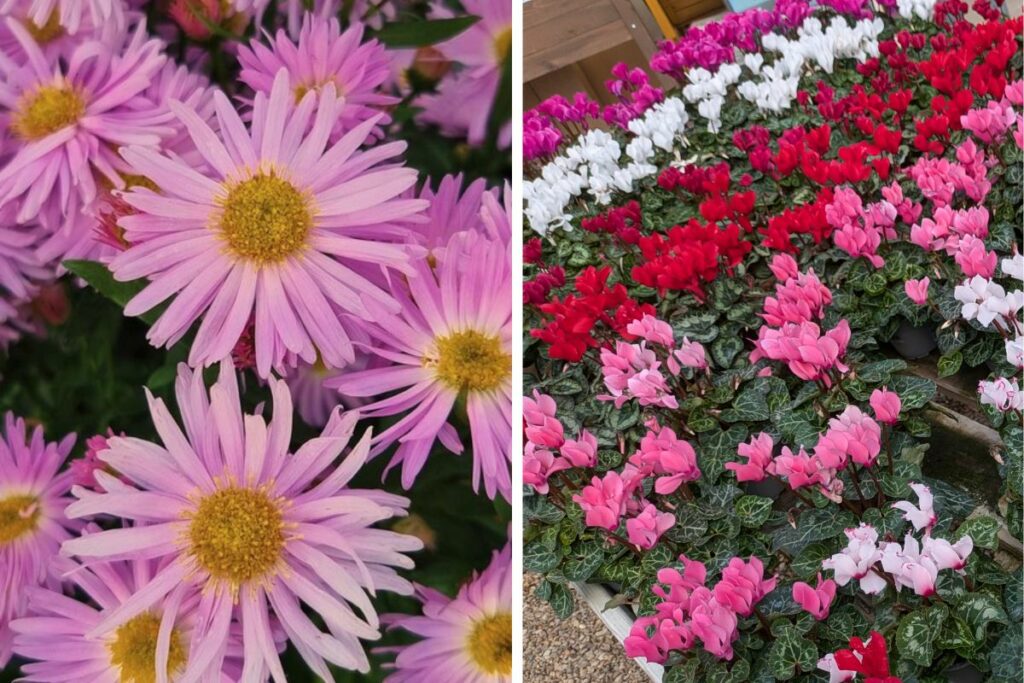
466, 612, 513, 676
107, 612, 187, 683
432, 330, 511, 393
218, 172, 313, 263
11, 84, 84, 139
0, 494, 40, 544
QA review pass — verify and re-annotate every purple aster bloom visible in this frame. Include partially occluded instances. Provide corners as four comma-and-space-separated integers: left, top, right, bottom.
404, 173, 491, 261
0, 412, 77, 666
0, 19, 170, 229
330, 231, 512, 500
0, 0, 126, 36
238, 15, 396, 143
381, 542, 511, 682
109, 69, 427, 377
12, 550, 253, 681
62, 360, 424, 679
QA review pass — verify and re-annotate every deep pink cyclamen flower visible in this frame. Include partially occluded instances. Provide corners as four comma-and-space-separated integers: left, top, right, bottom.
381, 543, 511, 682
0, 413, 77, 666
626, 504, 675, 550
870, 387, 902, 425
817, 405, 882, 468
110, 70, 426, 378
523, 444, 569, 495
11, 551, 248, 681
726, 432, 774, 482
712, 556, 777, 617
523, 390, 564, 449
688, 587, 740, 660
769, 253, 800, 281
329, 232, 511, 500
597, 341, 678, 409
560, 429, 597, 468
630, 424, 700, 494
238, 15, 397, 143
762, 269, 833, 326
752, 319, 851, 385
954, 234, 997, 278
892, 481, 936, 532
573, 471, 629, 531
792, 573, 837, 620
62, 361, 423, 679
904, 277, 930, 305
960, 100, 1015, 144
0, 20, 169, 229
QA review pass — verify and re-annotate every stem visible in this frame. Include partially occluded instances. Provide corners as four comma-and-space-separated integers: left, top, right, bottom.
849, 466, 867, 508
865, 466, 886, 507
753, 606, 773, 634
604, 530, 641, 555
883, 426, 894, 476
791, 487, 816, 508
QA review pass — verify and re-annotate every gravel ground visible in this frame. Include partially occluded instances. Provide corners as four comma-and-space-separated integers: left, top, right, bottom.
524, 573, 649, 682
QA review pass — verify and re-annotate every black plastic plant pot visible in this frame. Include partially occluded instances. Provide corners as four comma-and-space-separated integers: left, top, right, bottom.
744, 477, 786, 500
891, 318, 938, 360
944, 661, 984, 683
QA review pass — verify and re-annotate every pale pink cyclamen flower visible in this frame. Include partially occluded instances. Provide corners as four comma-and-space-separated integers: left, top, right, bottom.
417, 0, 512, 147
1006, 337, 1024, 368
955, 234, 997, 278
921, 535, 973, 573
870, 387, 902, 425
712, 556, 777, 617
573, 470, 630, 530
815, 406, 881, 468
522, 390, 564, 449
979, 377, 1024, 412
904, 277, 930, 305
818, 653, 857, 683
330, 232, 511, 500
0, 413, 77, 666
671, 337, 709, 373
0, 20, 169, 229
892, 482, 936, 532
792, 573, 837, 620
62, 361, 423, 679
111, 70, 426, 377
11, 551, 250, 681
822, 524, 887, 595
630, 424, 700, 495
626, 503, 675, 550
626, 314, 675, 347
523, 444, 569, 495
880, 533, 939, 596
560, 429, 597, 468
597, 341, 678, 409
725, 432, 774, 482
381, 543, 511, 682
238, 16, 397, 143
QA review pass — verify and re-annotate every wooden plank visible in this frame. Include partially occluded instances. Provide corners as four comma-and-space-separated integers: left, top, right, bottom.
524, 0, 620, 53
525, 21, 633, 81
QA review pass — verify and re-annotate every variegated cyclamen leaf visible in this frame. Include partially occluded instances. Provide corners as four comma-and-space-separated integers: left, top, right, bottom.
957, 592, 1009, 642
895, 604, 948, 666
734, 495, 774, 528
956, 516, 1000, 551
988, 624, 1023, 682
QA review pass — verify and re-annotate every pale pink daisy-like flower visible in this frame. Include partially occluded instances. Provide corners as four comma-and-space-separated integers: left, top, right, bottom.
381, 542, 511, 682
12, 551, 250, 682
330, 233, 511, 500
110, 70, 427, 377
62, 361, 423, 679
238, 15, 396, 143
0, 19, 169, 228
0, 5, 123, 61
405, 173, 491, 261
0, 412, 77, 666
0, 0, 125, 35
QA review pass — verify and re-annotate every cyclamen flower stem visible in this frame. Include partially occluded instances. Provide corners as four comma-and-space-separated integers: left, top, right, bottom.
791, 487, 817, 509
865, 465, 886, 507
884, 426, 894, 476
753, 606, 773, 634
604, 530, 642, 555
849, 466, 868, 508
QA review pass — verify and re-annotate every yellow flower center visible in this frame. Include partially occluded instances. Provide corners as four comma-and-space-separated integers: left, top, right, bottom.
108, 612, 187, 683
492, 26, 512, 62
430, 330, 510, 393
25, 13, 63, 44
187, 486, 285, 587
218, 172, 313, 263
0, 494, 40, 544
466, 612, 512, 676
12, 84, 86, 140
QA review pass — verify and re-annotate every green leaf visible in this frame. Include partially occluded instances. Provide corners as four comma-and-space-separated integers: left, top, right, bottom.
989, 624, 1023, 682
957, 592, 1009, 641
64, 259, 156, 323
765, 624, 818, 680
957, 516, 1000, 551
937, 350, 963, 378
712, 335, 745, 369
856, 358, 908, 384
790, 541, 839, 580
562, 540, 605, 582
1005, 569, 1023, 622
373, 16, 480, 47
896, 604, 948, 666
889, 375, 937, 410
548, 582, 575, 619
523, 540, 560, 572
524, 495, 565, 524
735, 495, 774, 528
772, 508, 856, 554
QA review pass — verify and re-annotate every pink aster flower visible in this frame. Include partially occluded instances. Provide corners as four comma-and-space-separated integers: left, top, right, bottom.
892, 482, 936, 532
285, 358, 344, 428
0, 20, 169, 228
0, 221, 48, 301
381, 542, 511, 682
61, 361, 423, 679
403, 174, 492, 261
904, 277, 930, 305
0, 412, 77, 666
792, 573, 837, 620
329, 233, 511, 500
0, 0, 125, 35
626, 503, 675, 550
110, 70, 426, 377
870, 387, 902, 425
726, 432, 775, 483
11, 551, 249, 681
68, 428, 123, 490
238, 16, 396, 143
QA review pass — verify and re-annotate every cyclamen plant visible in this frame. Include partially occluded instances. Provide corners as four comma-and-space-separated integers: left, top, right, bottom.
524, 0, 1022, 681
0, 2, 511, 682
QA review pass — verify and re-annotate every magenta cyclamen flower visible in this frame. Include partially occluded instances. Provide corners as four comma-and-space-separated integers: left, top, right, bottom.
626, 503, 675, 550
598, 341, 678, 409
560, 429, 597, 468
904, 277, 930, 305
62, 361, 422, 678
792, 573, 837, 620
726, 432, 774, 483
816, 406, 882, 468
870, 387, 902, 425
712, 556, 777, 617
0, 413, 77, 666
522, 443, 569, 495
330, 232, 512, 500
12, 552, 247, 681
752, 319, 851, 385
110, 70, 425, 377
238, 16, 396, 143
0, 20, 169, 228
382, 543, 511, 682
630, 424, 700, 494
573, 470, 630, 531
